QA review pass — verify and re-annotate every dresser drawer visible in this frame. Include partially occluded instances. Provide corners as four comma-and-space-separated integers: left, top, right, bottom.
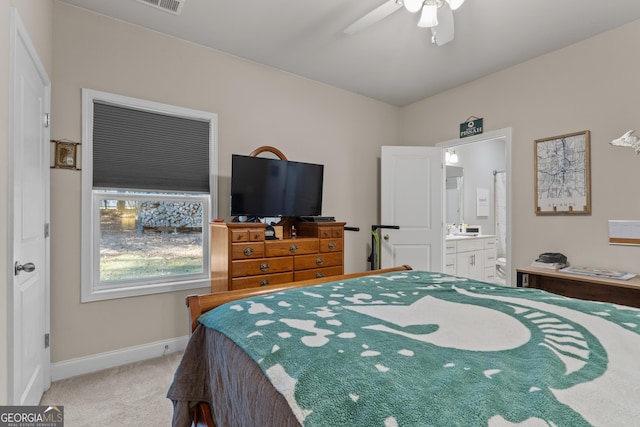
230, 229, 249, 242
249, 229, 265, 241
318, 226, 343, 239
298, 224, 344, 239
230, 227, 265, 242
319, 239, 343, 253
231, 257, 293, 278
265, 238, 319, 257
294, 252, 342, 271
231, 242, 265, 260
231, 272, 294, 290
294, 266, 343, 281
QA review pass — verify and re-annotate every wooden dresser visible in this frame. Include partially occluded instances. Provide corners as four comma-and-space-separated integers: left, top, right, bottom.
210, 221, 346, 292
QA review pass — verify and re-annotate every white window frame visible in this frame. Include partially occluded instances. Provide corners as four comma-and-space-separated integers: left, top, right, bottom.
81, 89, 217, 302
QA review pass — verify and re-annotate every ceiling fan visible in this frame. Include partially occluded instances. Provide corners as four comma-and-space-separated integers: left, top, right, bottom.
344, 0, 465, 46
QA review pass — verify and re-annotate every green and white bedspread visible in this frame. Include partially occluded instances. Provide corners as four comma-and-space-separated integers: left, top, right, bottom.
199, 271, 640, 427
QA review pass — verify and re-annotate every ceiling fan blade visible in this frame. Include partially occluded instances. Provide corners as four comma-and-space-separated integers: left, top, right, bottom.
344, 1, 403, 35
431, 3, 455, 46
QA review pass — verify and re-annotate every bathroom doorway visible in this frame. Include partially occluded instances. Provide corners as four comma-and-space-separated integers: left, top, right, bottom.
437, 128, 512, 286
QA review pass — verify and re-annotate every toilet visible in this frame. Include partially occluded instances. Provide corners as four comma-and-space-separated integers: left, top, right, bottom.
496, 257, 507, 285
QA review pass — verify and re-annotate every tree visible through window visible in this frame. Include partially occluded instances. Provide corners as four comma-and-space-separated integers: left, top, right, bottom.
99, 197, 204, 282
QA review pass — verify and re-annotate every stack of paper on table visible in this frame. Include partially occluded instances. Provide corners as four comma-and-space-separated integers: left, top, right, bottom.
559, 266, 636, 280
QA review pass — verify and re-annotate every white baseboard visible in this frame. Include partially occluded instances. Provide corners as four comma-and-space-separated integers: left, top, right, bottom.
51, 335, 189, 381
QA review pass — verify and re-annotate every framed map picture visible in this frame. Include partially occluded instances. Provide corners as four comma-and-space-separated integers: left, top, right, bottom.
534, 130, 591, 215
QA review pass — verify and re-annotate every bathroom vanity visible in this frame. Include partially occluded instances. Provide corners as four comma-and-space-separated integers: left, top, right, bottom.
445, 235, 497, 283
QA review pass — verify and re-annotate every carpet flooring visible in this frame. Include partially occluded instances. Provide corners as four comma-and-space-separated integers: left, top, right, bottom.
40, 351, 183, 426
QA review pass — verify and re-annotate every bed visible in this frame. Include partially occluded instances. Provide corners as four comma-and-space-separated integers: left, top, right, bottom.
167, 266, 640, 427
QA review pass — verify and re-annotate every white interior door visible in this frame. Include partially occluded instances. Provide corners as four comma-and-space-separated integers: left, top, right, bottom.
10, 9, 51, 405
380, 146, 443, 270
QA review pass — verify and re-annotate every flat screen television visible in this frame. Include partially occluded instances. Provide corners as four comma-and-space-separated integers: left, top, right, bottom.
230, 154, 324, 218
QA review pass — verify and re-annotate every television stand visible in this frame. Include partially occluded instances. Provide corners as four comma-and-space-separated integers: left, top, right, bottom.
210, 220, 346, 292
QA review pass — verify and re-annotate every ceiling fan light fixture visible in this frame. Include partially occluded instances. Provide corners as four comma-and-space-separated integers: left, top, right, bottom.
446, 0, 465, 11
404, 0, 424, 13
417, 3, 439, 28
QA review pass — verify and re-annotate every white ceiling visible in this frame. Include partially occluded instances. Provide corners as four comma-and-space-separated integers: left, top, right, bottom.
57, 0, 640, 107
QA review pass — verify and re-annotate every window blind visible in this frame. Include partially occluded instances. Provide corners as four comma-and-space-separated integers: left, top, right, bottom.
92, 102, 210, 193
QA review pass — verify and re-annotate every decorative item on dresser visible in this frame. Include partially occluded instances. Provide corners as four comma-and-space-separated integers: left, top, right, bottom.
209, 221, 345, 292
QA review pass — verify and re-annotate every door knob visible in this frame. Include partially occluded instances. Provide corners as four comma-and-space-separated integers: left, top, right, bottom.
383, 234, 390, 240
15, 261, 36, 275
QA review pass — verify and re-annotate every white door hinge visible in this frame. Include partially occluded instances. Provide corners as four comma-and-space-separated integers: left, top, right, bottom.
44, 113, 50, 128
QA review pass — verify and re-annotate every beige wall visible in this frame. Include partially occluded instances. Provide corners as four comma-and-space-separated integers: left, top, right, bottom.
50, 2, 399, 363
1, 0, 53, 405
10, 0, 639, 375
401, 20, 640, 284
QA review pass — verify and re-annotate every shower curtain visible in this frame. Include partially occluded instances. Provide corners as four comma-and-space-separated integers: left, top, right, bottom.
494, 171, 507, 259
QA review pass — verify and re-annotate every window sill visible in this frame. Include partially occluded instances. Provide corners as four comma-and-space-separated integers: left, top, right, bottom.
80, 277, 210, 303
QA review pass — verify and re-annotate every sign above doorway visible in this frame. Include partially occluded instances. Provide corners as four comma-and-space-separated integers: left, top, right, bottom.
460, 117, 483, 138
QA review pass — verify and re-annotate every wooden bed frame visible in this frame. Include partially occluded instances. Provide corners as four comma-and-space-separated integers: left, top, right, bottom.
186, 265, 413, 332
183, 265, 412, 426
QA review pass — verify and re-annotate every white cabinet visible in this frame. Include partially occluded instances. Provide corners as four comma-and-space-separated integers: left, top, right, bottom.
445, 236, 497, 283
455, 238, 484, 280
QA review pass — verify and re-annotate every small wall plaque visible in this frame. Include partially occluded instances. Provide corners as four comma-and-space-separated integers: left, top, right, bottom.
51, 139, 81, 170
609, 220, 640, 246
460, 117, 483, 138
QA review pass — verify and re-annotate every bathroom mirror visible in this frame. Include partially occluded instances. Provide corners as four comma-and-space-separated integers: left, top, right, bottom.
446, 166, 464, 227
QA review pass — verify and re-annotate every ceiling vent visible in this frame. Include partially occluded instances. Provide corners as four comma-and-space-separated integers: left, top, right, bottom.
136, 0, 185, 15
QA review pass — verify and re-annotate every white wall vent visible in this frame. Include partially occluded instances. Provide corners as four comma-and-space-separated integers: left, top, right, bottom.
136, 0, 185, 15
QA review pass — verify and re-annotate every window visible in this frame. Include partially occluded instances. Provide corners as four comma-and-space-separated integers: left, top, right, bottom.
81, 89, 217, 302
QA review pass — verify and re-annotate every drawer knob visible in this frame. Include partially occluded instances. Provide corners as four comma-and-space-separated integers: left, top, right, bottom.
316, 257, 324, 265
260, 263, 270, 272
244, 247, 254, 256
289, 244, 298, 253
260, 279, 270, 287
328, 242, 336, 250
315, 272, 324, 278
254, 233, 261, 240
